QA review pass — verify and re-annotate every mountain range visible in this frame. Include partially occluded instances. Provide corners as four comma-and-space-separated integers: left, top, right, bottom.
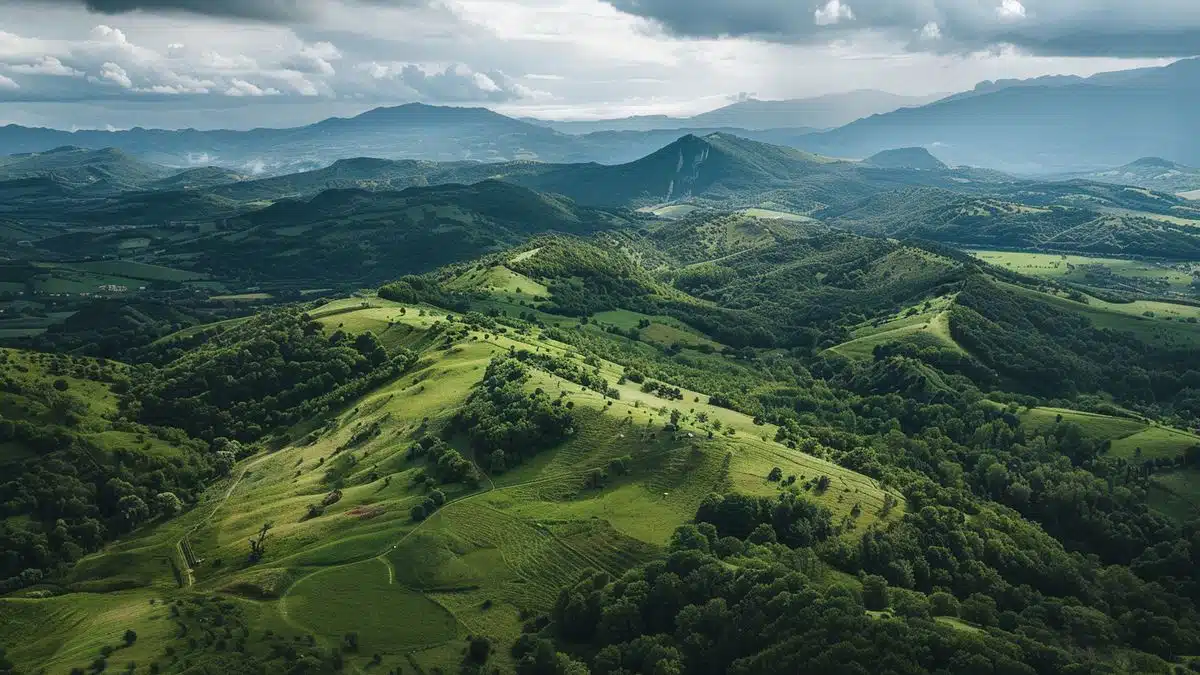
525, 90, 944, 134
0, 58, 1197, 174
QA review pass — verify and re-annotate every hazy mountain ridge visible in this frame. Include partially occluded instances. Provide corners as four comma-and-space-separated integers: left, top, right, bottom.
798, 58, 1200, 171
528, 90, 944, 134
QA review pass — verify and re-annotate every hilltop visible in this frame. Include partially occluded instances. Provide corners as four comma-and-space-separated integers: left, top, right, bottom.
862, 147, 948, 170
0, 146, 175, 193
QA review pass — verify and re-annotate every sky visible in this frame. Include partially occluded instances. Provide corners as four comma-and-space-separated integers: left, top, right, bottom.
0, 0, 1193, 130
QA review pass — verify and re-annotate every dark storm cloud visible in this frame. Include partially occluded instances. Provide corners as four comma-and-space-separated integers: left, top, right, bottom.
33, 0, 314, 20
26, 0, 427, 21
605, 0, 1200, 58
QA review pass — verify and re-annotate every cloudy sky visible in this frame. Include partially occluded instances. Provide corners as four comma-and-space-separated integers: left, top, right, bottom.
0, 0, 1192, 129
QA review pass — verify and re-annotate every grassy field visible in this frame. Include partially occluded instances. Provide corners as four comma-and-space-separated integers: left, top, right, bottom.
592, 308, 725, 352
209, 292, 273, 302
0, 296, 901, 674
446, 264, 549, 301
973, 250, 1199, 297
827, 294, 963, 359
1181, 189, 1200, 201
1018, 406, 1147, 439
740, 207, 813, 222
1001, 282, 1200, 348
1149, 470, 1200, 521
1016, 405, 1200, 461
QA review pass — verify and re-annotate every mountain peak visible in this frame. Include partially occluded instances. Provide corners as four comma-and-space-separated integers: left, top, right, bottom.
1127, 156, 1180, 169
863, 147, 947, 170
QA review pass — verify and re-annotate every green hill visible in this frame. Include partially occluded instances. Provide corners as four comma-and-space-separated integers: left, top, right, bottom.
862, 147, 948, 170
0, 147, 175, 193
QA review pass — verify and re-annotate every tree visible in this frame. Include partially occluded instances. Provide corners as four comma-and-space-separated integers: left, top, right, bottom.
929, 592, 959, 617
248, 522, 272, 563
53, 378, 69, 391
862, 575, 889, 611
155, 492, 183, 517
468, 636, 492, 664
411, 504, 427, 522
123, 629, 138, 646
767, 467, 783, 482
960, 593, 998, 627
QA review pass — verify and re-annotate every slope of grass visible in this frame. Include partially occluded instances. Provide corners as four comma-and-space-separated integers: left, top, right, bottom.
0, 295, 899, 674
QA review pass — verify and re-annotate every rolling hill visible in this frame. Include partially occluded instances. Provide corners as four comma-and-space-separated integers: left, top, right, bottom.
1060, 157, 1200, 195
0, 146, 176, 193
863, 147, 948, 170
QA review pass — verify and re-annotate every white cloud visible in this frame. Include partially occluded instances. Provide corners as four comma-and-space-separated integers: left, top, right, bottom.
814, 0, 854, 27
99, 61, 132, 87
224, 78, 279, 96
996, 0, 1027, 21
919, 22, 941, 40
0, 74, 19, 90
8, 55, 84, 76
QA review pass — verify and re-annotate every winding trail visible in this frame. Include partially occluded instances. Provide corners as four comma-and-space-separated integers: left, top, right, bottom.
175, 451, 277, 587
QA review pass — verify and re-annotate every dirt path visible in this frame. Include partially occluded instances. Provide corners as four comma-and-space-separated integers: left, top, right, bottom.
175, 451, 277, 587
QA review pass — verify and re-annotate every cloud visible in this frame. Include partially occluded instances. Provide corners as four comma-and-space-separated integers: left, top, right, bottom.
31, 0, 321, 21
357, 61, 537, 102
602, 0, 1200, 57
0, 74, 19, 89
919, 21, 942, 40
224, 78, 280, 96
814, 0, 854, 27
996, 0, 1027, 20
98, 61, 131, 87
8, 55, 84, 76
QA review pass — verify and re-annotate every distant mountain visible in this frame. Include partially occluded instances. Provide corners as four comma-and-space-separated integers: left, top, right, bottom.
862, 148, 947, 170
1057, 157, 1200, 195
0, 103, 590, 169
532, 90, 943, 134
511, 133, 846, 209
0, 146, 175, 192
797, 59, 1200, 171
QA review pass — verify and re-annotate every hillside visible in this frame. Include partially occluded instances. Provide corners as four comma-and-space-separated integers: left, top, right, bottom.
823, 189, 1200, 259
165, 180, 630, 284
862, 147, 948, 170
6, 215, 1200, 673
0, 147, 176, 193
1061, 157, 1200, 195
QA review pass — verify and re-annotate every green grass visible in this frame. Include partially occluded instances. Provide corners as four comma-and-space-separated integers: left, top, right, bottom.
64, 260, 206, 283
1001, 282, 1200, 348
284, 560, 460, 652
0, 295, 901, 674
973, 250, 1199, 296
209, 292, 273, 302
1109, 427, 1200, 460
0, 589, 172, 673
1148, 470, 1200, 521
1018, 407, 1147, 440
828, 295, 962, 359
446, 264, 549, 299
740, 207, 813, 222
